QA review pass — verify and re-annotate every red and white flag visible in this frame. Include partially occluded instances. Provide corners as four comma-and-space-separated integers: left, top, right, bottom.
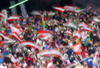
10, 32, 22, 43
81, 27, 93, 32
23, 61, 28, 68
64, 5, 78, 12
52, 6, 65, 13
46, 61, 54, 68
0, 32, 16, 43
31, 11, 42, 15
37, 30, 53, 41
63, 23, 77, 29
18, 41, 42, 50
0, 32, 10, 40
65, 18, 69, 22
86, 5, 92, 11
93, 49, 98, 64
0, 29, 6, 34
64, 30, 72, 35
0, 12, 7, 19
37, 49, 64, 59
78, 23, 89, 27
9, 25, 23, 35
71, 43, 84, 55
9, 54, 16, 63
7, 16, 19, 21
81, 31, 88, 41
73, 31, 81, 38
0, 11, 7, 24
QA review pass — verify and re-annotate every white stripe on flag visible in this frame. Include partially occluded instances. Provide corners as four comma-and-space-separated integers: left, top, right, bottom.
18, 42, 42, 50
47, 62, 53, 68
10, 33, 22, 42
7, 16, 19, 20
53, 7, 65, 11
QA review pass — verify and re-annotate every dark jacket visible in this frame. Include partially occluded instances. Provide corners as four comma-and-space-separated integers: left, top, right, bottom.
4, 57, 12, 63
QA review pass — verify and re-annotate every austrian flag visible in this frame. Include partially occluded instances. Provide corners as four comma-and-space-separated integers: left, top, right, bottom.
37, 49, 64, 59
0, 12, 7, 19
52, 6, 65, 13
9, 25, 23, 35
18, 41, 42, 50
64, 30, 72, 35
37, 30, 53, 41
71, 43, 84, 55
7, 16, 19, 21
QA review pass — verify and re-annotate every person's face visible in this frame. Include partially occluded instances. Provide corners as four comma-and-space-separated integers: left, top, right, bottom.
90, 47, 93, 50
2, 62, 5, 66
35, 66, 38, 68
98, 48, 100, 51
85, 48, 87, 51
6, 54, 9, 57
14, 54, 17, 58
82, 41, 84, 44
38, 59, 41, 64
30, 65, 34, 68
25, 30, 28, 33
56, 61, 59, 65
13, 63, 16, 68
8, 63, 12, 67
0, 37, 2, 41
65, 55, 68, 58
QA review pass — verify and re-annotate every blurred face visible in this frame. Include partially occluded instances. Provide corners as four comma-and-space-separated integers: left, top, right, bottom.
99, 48, 100, 51
30, 65, 34, 68
8, 63, 12, 67
0, 37, 2, 41
38, 59, 41, 64
13, 63, 16, 68
90, 47, 93, 50
19, 57, 23, 61
85, 48, 87, 51
14, 54, 17, 58
2, 62, 6, 66
86, 53, 88, 57
56, 61, 59, 65
6, 54, 9, 57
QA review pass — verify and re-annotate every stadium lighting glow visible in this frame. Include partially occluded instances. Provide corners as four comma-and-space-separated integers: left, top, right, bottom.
9, 0, 28, 9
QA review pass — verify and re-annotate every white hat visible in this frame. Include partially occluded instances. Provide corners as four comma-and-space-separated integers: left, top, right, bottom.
23, 47, 27, 50
16, 49, 19, 52
42, 61, 45, 64
20, 35, 23, 38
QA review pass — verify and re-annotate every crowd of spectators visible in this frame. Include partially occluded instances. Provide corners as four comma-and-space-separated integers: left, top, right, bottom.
0, 7, 100, 68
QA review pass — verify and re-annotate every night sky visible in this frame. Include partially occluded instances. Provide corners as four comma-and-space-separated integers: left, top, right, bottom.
1, 0, 100, 13
0, 0, 72, 13
0, 0, 10, 10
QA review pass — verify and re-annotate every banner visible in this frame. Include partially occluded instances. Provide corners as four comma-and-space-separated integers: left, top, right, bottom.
18, 0, 29, 18
10, 1, 17, 15
0, 10, 8, 24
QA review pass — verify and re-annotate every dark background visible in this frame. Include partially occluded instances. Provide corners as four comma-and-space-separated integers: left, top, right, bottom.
0, 0, 72, 14
0, 0, 100, 14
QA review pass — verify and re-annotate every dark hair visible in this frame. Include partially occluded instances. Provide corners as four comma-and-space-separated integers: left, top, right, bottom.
56, 65, 62, 68
53, 57, 62, 65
